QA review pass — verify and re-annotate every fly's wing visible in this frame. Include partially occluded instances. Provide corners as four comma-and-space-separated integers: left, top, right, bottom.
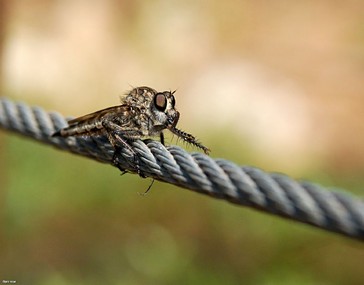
67, 105, 129, 125
52, 104, 132, 137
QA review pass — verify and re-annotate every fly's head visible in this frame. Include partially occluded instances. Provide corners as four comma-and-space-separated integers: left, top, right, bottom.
125, 86, 210, 154
151, 90, 179, 128
124, 86, 179, 129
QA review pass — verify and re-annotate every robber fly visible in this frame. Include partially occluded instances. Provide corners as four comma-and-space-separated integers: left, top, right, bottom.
52, 86, 210, 176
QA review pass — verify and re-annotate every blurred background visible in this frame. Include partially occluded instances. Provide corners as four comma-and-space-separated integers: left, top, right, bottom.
1, 0, 364, 284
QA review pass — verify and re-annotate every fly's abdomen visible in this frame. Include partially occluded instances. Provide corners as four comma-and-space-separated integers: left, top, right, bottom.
53, 120, 103, 137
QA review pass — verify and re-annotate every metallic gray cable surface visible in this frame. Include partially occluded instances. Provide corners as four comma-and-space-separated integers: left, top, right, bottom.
1, 97, 364, 241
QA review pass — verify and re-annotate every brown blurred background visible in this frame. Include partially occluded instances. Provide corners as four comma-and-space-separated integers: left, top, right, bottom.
0, 1, 363, 284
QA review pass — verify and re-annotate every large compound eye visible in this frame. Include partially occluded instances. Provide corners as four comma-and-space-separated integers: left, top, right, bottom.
170, 94, 176, 107
154, 93, 167, 111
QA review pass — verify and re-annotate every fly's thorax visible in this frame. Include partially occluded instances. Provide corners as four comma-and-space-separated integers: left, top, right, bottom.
124, 86, 156, 108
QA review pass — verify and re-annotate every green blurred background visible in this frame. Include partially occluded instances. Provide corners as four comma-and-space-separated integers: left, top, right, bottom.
1, 1, 364, 284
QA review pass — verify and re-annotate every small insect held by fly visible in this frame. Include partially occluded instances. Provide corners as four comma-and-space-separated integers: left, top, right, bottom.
52, 86, 210, 179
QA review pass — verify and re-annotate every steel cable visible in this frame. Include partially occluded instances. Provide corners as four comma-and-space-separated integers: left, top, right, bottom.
1, 97, 363, 241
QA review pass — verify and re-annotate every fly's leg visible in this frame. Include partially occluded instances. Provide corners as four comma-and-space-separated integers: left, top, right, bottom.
149, 125, 166, 145
138, 178, 155, 196
169, 126, 210, 155
113, 133, 147, 178
160, 132, 165, 145
101, 128, 128, 174
102, 121, 146, 177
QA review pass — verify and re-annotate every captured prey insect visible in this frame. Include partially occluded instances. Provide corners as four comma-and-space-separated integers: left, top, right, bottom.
52, 86, 210, 178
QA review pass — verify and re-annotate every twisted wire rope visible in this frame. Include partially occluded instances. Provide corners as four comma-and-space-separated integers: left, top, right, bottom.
1, 97, 364, 241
